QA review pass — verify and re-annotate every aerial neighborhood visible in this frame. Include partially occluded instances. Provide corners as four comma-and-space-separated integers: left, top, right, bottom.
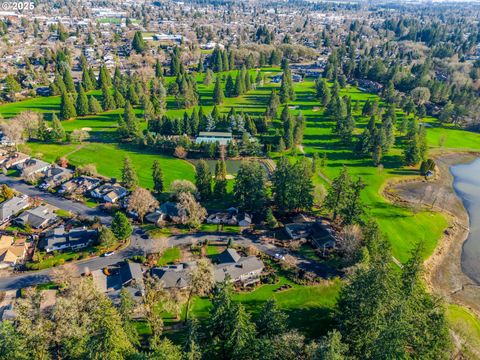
0, 0, 479, 358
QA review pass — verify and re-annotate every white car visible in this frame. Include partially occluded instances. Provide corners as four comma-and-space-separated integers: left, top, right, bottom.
103, 251, 115, 257
274, 253, 285, 261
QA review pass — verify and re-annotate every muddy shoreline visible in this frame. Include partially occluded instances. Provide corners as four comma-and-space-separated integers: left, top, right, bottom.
384, 151, 480, 316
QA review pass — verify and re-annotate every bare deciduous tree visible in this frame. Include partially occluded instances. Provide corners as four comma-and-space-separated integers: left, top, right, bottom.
338, 225, 363, 262
127, 187, 159, 223
173, 192, 207, 229
185, 258, 215, 322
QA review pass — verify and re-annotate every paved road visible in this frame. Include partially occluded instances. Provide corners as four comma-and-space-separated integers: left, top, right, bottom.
0, 227, 165, 290
0, 176, 340, 290
0, 176, 165, 290
0, 175, 111, 224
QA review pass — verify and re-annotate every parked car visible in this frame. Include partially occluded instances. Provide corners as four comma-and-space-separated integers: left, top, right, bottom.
102, 251, 115, 257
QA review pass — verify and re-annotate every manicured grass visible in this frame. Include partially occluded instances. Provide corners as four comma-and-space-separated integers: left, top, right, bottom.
191, 276, 341, 338
198, 223, 240, 233
296, 243, 322, 262
288, 81, 453, 262
23, 142, 195, 190
447, 304, 480, 357
4, 68, 480, 262
157, 247, 181, 266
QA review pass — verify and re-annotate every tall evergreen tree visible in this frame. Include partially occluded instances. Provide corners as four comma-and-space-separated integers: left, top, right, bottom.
213, 77, 224, 105
76, 84, 89, 116
121, 156, 138, 189
195, 160, 212, 201
59, 92, 76, 120
50, 114, 65, 143
213, 160, 227, 199
152, 160, 164, 193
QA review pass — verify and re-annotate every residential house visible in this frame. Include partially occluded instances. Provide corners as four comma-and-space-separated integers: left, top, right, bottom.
214, 249, 264, 286
59, 176, 102, 195
206, 208, 238, 225
91, 261, 145, 303
39, 226, 97, 253
145, 201, 179, 225
15, 205, 57, 229
0, 195, 29, 224
0, 132, 15, 147
150, 262, 196, 289
0, 235, 27, 268
91, 183, 128, 203
39, 166, 74, 190
238, 213, 252, 227
284, 223, 311, 240
17, 158, 50, 178
0, 152, 30, 169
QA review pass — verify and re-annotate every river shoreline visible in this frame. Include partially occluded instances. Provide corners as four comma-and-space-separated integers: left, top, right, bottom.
384, 150, 480, 317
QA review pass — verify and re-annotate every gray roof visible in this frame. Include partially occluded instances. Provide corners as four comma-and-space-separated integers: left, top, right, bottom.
0, 196, 29, 222
217, 248, 241, 264
39, 226, 97, 251
92, 261, 144, 294
160, 202, 179, 218
214, 256, 264, 283
15, 205, 57, 229
18, 158, 50, 176
151, 263, 196, 289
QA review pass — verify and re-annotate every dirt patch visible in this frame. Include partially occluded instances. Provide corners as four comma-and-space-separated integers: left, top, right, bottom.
384, 150, 480, 317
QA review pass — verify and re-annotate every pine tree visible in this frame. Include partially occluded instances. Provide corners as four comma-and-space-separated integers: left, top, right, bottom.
170, 47, 181, 76
213, 160, 227, 199
155, 59, 163, 78
189, 109, 200, 135
279, 58, 295, 103
225, 74, 235, 97
195, 160, 212, 201
102, 85, 116, 111
63, 67, 76, 94
111, 211, 133, 241
60, 92, 76, 120
132, 31, 146, 54
152, 160, 164, 193
324, 167, 351, 220
82, 69, 94, 91
265, 90, 280, 118
88, 96, 102, 114
50, 114, 65, 143
233, 71, 244, 96
76, 84, 89, 116
122, 102, 140, 139
121, 156, 138, 189
98, 65, 111, 89
213, 77, 224, 105
315, 78, 331, 106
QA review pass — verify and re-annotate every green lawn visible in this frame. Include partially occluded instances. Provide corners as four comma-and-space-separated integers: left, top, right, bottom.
191, 276, 341, 338
22, 142, 195, 190
447, 304, 480, 357
3, 68, 480, 262
157, 247, 181, 266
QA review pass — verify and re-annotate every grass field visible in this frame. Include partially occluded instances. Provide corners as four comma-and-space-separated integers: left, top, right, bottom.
447, 304, 480, 357
157, 247, 181, 266
21, 142, 195, 190
3, 68, 480, 262
190, 276, 341, 339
